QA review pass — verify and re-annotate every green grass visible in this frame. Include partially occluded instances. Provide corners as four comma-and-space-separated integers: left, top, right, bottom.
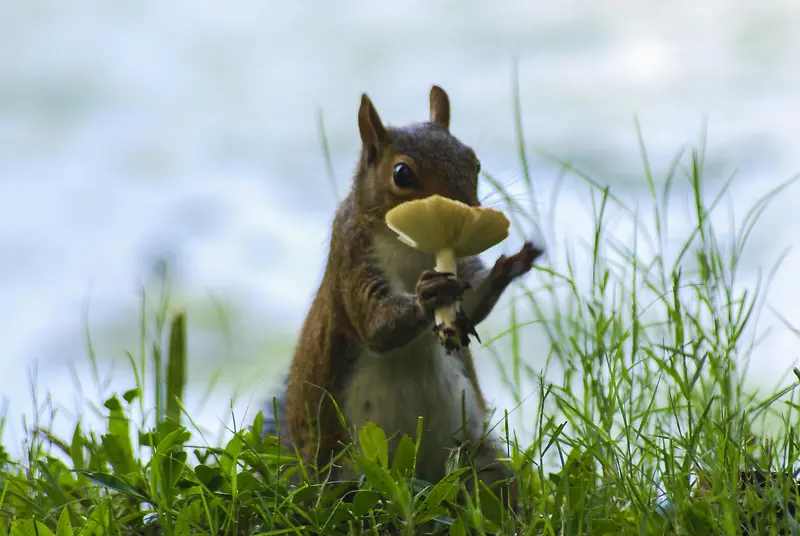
2, 114, 800, 535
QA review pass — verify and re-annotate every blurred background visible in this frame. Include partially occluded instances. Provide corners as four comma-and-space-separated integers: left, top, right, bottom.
2, 0, 800, 451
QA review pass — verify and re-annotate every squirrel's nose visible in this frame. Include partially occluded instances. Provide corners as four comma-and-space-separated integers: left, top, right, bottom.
465, 195, 481, 207
454, 187, 480, 207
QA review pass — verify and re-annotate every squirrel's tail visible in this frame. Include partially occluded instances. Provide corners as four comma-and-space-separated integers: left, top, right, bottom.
261, 383, 288, 440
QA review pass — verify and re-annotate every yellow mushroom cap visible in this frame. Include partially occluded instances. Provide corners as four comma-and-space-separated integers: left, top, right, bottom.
385, 195, 510, 257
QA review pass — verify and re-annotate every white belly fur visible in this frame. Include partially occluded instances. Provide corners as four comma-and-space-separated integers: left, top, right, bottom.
341, 229, 495, 483
343, 334, 488, 482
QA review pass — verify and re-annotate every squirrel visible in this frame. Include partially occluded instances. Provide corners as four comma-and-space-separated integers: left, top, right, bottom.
262, 85, 543, 503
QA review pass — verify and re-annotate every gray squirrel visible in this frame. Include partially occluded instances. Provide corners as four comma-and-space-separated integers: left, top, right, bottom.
261, 85, 542, 502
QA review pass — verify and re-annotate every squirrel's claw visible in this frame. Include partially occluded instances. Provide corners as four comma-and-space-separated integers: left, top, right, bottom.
457, 309, 481, 345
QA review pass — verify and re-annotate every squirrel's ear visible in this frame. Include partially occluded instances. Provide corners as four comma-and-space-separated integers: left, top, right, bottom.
429, 85, 450, 131
358, 93, 387, 165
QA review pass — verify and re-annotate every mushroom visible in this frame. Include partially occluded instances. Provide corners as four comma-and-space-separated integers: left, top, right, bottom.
385, 194, 510, 351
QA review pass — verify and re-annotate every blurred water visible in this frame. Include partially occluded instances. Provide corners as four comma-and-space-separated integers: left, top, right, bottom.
2, 0, 800, 450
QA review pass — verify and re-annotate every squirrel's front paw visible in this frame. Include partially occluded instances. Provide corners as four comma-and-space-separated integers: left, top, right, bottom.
490, 241, 544, 288
415, 270, 471, 316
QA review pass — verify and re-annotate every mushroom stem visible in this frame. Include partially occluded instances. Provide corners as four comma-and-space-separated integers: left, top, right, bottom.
434, 248, 460, 349
435, 247, 457, 274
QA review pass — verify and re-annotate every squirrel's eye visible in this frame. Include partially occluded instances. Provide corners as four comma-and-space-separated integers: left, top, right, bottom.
475, 159, 481, 174
392, 163, 418, 190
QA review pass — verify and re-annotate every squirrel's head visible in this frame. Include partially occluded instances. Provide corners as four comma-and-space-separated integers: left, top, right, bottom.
354, 86, 482, 219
